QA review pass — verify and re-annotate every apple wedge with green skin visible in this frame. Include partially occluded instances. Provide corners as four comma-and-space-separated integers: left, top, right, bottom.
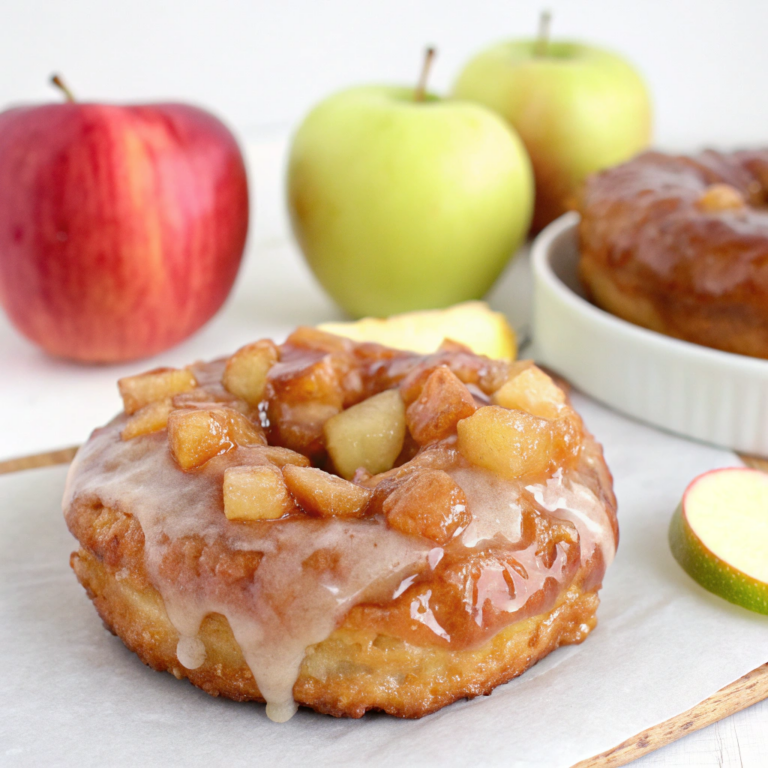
287, 84, 533, 319
453, 24, 651, 233
669, 467, 768, 615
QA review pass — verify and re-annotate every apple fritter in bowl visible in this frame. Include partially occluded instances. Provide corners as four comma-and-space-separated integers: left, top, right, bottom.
63, 328, 617, 721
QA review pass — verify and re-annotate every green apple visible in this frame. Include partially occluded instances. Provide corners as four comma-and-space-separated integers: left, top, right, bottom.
453, 24, 651, 233
669, 467, 768, 615
287, 83, 533, 319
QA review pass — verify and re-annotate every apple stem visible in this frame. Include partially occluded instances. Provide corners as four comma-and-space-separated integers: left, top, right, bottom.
534, 11, 552, 57
50, 74, 76, 103
414, 47, 436, 102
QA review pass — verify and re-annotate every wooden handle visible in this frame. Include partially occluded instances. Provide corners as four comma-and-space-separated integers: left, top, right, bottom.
574, 664, 768, 767
0, 445, 79, 475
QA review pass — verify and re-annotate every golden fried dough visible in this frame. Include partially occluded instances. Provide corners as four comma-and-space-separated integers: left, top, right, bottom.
65, 329, 617, 721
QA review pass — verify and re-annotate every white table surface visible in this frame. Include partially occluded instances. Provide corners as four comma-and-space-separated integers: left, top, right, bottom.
0, 135, 765, 766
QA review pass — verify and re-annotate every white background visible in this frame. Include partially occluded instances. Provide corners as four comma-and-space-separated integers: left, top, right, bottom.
0, 0, 766, 149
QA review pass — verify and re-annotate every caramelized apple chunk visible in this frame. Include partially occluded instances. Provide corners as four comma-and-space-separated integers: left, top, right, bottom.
324, 389, 406, 480
121, 397, 174, 440
222, 340, 279, 407
167, 408, 266, 470
406, 366, 477, 445
457, 405, 579, 480
398, 353, 509, 407
384, 469, 470, 545
283, 465, 372, 518
283, 326, 353, 355
266, 356, 345, 458
118, 368, 196, 415
492, 366, 566, 420
172, 388, 250, 413
697, 183, 745, 212
223, 465, 296, 521
259, 446, 311, 468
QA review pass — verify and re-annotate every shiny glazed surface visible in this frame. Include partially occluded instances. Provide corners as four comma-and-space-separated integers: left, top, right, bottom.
64, 329, 617, 720
579, 149, 768, 358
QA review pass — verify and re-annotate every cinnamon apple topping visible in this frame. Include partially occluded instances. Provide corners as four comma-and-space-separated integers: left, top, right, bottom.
64, 328, 617, 722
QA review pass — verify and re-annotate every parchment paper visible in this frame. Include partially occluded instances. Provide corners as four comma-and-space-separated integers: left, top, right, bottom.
2, 393, 766, 768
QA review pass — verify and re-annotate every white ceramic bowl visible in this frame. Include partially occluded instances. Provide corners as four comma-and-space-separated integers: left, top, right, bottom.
531, 212, 768, 457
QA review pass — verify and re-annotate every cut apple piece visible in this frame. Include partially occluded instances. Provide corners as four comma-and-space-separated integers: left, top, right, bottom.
384, 469, 470, 545
167, 408, 265, 470
121, 397, 174, 440
669, 467, 768, 615
457, 405, 576, 480
222, 340, 279, 407
318, 301, 517, 360
324, 389, 406, 480
118, 367, 196, 415
259, 446, 311, 468
492, 366, 566, 420
696, 183, 745, 213
172, 388, 250, 413
406, 366, 476, 445
267, 356, 344, 457
283, 465, 372, 518
223, 465, 295, 521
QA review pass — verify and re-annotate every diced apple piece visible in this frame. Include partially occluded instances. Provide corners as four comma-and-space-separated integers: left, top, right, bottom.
697, 183, 745, 213
260, 446, 311, 468
222, 340, 279, 407
267, 356, 344, 457
167, 408, 265, 470
457, 405, 576, 480
121, 397, 174, 440
284, 326, 352, 354
492, 366, 566, 420
399, 354, 511, 407
670, 467, 768, 615
406, 365, 477, 445
118, 367, 196, 415
225, 410, 267, 447
384, 469, 470, 545
324, 389, 406, 479
223, 465, 295, 521
283, 465, 372, 518
172, 388, 250, 413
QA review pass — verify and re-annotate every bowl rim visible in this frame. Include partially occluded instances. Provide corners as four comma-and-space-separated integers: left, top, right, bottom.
531, 211, 768, 375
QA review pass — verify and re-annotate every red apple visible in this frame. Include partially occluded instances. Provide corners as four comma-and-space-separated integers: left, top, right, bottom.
0, 85, 249, 362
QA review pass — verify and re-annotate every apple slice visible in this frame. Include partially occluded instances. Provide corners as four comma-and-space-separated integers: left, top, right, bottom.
318, 302, 517, 360
669, 467, 768, 614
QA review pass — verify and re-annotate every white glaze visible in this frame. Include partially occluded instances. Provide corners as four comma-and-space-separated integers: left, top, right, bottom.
64, 408, 615, 722
527, 469, 617, 568
451, 467, 524, 547
64, 419, 430, 722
